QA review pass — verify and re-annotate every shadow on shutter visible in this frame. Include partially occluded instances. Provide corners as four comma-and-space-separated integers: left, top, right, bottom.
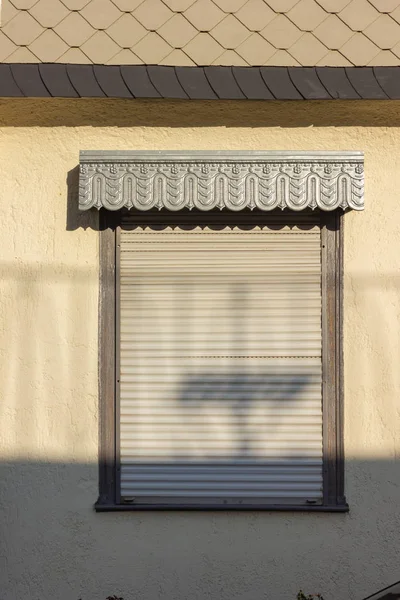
118, 215, 323, 506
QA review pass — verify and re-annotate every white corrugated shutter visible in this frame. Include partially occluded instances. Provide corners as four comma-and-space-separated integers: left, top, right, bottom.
119, 220, 322, 505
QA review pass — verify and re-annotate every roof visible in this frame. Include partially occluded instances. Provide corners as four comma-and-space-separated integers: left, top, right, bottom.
2, 0, 400, 67
0, 64, 397, 99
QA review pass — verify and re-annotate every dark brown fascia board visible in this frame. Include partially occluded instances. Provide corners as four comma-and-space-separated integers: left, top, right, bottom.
0, 63, 396, 100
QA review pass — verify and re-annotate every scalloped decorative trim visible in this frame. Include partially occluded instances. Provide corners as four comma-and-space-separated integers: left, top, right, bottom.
79, 151, 364, 212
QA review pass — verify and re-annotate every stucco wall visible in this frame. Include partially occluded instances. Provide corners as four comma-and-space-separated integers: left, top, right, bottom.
0, 99, 399, 600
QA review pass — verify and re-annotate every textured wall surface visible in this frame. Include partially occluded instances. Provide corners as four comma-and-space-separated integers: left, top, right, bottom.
0, 99, 400, 600
2, 0, 400, 66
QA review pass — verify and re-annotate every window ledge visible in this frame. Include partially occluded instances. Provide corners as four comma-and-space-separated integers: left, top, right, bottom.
94, 502, 349, 513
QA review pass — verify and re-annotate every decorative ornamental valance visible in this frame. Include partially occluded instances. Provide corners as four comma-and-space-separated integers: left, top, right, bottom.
79, 151, 364, 212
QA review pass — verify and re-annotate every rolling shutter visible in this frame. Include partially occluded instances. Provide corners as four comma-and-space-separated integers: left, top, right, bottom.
119, 217, 323, 506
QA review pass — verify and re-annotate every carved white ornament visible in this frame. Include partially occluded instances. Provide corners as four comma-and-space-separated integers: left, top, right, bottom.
79, 151, 364, 212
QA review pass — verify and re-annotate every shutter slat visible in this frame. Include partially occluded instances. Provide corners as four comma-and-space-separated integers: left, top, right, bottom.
119, 224, 323, 503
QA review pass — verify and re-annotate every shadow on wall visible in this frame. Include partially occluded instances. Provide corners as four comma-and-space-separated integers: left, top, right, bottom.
0, 157, 399, 600
1, 247, 400, 600
0, 459, 400, 600
1, 238, 400, 600
66, 166, 98, 232
1, 98, 400, 129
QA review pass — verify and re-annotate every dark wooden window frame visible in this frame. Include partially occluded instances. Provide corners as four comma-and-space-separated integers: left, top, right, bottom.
95, 208, 348, 512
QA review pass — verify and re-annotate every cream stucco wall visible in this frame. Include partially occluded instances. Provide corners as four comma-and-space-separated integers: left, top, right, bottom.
0, 99, 399, 600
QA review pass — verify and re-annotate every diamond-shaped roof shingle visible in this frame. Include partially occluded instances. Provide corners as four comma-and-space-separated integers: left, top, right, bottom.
2, 0, 400, 65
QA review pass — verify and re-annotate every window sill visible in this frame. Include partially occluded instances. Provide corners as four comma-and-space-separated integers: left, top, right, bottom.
95, 502, 349, 513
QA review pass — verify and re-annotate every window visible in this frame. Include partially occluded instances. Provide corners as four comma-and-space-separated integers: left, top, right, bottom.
96, 208, 346, 511
80, 149, 363, 511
